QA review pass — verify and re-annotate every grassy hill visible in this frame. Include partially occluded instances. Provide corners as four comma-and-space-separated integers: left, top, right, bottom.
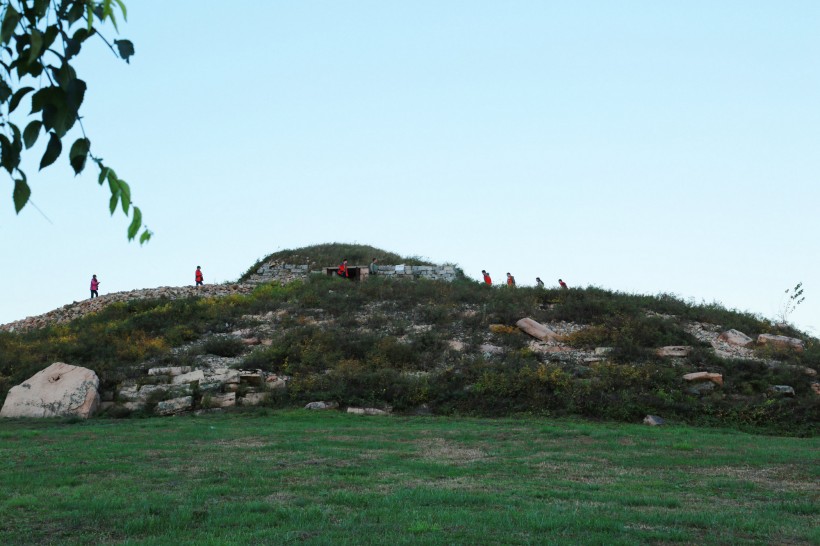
1, 243, 817, 434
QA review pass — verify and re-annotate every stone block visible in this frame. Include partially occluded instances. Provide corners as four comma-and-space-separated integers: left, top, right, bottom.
172, 370, 205, 385
155, 396, 193, 416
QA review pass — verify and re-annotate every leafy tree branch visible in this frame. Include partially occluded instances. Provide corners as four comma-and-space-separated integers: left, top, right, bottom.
0, 0, 150, 243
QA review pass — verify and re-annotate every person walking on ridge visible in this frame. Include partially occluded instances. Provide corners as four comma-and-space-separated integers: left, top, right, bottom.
369, 258, 378, 277
536, 277, 545, 289
507, 272, 516, 287
559, 278, 568, 289
482, 270, 492, 285
195, 266, 204, 287
90, 275, 100, 299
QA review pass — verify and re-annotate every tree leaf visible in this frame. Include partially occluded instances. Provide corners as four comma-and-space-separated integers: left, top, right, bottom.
23, 120, 42, 149
98, 165, 110, 185
0, 79, 12, 102
128, 206, 142, 240
119, 179, 131, 214
65, 0, 85, 25
109, 192, 119, 215
69, 137, 90, 174
0, 134, 19, 172
33, 0, 50, 18
13, 179, 31, 213
1, 6, 21, 45
39, 132, 62, 170
114, 40, 134, 64
139, 229, 152, 245
114, 0, 128, 21
65, 78, 86, 114
9, 86, 34, 113
28, 29, 43, 63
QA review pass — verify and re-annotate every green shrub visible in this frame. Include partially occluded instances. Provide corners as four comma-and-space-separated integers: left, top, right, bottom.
203, 337, 245, 357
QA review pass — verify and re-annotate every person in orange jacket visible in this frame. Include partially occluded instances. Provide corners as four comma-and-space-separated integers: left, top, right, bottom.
482, 270, 492, 285
506, 272, 516, 287
337, 258, 349, 278
195, 266, 204, 286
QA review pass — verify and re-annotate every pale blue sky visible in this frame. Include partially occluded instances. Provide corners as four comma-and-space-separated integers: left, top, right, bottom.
1, 1, 818, 333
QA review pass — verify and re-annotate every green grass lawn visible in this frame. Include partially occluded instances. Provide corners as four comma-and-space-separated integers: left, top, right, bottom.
0, 411, 817, 545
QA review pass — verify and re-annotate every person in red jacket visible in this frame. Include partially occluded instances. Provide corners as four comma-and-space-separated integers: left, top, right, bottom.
506, 272, 516, 287
90, 274, 100, 299
559, 278, 568, 289
195, 266, 204, 287
482, 270, 492, 285
337, 258, 349, 278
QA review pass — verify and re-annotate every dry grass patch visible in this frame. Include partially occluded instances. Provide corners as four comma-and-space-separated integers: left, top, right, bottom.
415, 438, 488, 463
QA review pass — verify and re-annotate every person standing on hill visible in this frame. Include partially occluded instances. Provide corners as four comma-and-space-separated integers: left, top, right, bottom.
369, 258, 378, 277
536, 277, 545, 289
90, 275, 100, 299
195, 266, 204, 287
559, 278, 568, 289
338, 258, 349, 278
482, 270, 492, 285
507, 272, 516, 287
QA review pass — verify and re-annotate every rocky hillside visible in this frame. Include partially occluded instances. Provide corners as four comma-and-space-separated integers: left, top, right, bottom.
1, 244, 817, 434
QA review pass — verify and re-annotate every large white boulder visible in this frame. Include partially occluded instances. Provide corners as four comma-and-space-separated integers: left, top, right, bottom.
717, 329, 754, 348
757, 334, 804, 352
1, 362, 100, 418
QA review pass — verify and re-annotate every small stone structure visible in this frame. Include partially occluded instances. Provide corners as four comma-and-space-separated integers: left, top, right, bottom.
247, 261, 458, 284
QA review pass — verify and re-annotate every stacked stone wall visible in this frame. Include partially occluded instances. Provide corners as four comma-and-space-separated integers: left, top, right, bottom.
247, 263, 457, 284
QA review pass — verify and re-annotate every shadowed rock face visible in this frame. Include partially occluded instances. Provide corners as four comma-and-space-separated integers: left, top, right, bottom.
0, 362, 99, 418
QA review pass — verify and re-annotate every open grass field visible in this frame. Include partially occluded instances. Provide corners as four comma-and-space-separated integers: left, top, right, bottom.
0, 411, 817, 545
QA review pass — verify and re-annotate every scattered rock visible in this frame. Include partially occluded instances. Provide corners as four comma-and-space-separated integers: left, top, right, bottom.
643, 415, 665, 426
480, 344, 503, 355
304, 401, 339, 410
683, 371, 723, 386
148, 366, 192, 377
1, 362, 100, 419
717, 329, 754, 348
241, 337, 261, 346
768, 385, 795, 397
594, 347, 613, 355
757, 334, 804, 352
448, 340, 466, 351
657, 346, 692, 358
516, 317, 561, 342
347, 407, 389, 416
811, 383, 820, 396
